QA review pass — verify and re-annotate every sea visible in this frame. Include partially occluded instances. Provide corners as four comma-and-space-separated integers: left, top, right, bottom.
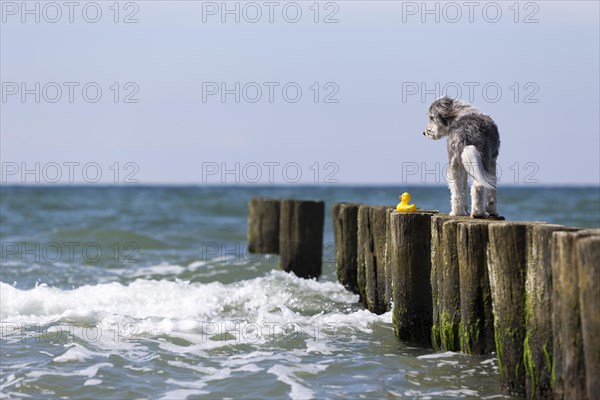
1, 185, 599, 399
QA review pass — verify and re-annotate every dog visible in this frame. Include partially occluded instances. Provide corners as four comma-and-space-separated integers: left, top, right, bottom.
423, 96, 500, 218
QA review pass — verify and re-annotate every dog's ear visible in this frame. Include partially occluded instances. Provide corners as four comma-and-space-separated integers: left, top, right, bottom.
431, 96, 456, 125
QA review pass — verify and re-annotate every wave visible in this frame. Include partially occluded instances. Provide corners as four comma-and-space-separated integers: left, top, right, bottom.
0, 271, 385, 349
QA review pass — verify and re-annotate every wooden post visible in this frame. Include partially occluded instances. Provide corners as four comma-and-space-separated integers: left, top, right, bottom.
487, 221, 532, 396
524, 224, 576, 400
247, 197, 280, 254
332, 203, 361, 294
279, 199, 325, 279
456, 220, 495, 355
441, 218, 470, 351
357, 205, 370, 308
357, 205, 391, 314
552, 229, 599, 399
430, 215, 468, 351
389, 211, 436, 346
371, 206, 393, 314
577, 235, 600, 400
431, 215, 445, 351
384, 211, 394, 311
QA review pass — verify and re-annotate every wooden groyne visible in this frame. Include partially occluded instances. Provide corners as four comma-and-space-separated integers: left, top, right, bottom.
249, 197, 600, 398
248, 198, 324, 279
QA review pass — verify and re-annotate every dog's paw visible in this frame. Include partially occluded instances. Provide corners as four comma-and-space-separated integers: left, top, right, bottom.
470, 213, 487, 219
450, 211, 468, 217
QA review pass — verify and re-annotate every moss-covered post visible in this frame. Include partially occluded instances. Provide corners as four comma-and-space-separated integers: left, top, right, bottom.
524, 224, 576, 399
487, 221, 530, 396
279, 199, 324, 279
248, 197, 281, 254
332, 202, 361, 294
577, 235, 600, 400
430, 214, 445, 350
441, 218, 471, 351
552, 229, 599, 399
389, 211, 436, 346
430, 215, 468, 351
357, 205, 391, 314
457, 220, 495, 355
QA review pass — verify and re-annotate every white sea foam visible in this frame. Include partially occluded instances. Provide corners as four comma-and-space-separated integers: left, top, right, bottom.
53, 343, 103, 363
127, 264, 187, 278
231, 363, 262, 373
164, 378, 208, 390
26, 362, 113, 379
267, 364, 315, 400
417, 351, 460, 360
187, 261, 207, 271
159, 388, 208, 399
1, 270, 368, 350
0, 374, 24, 395
0, 270, 502, 398
404, 388, 480, 398
305, 338, 334, 355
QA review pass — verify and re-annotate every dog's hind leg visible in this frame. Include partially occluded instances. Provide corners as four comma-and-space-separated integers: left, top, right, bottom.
485, 160, 498, 216
470, 183, 486, 218
448, 158, 468, 216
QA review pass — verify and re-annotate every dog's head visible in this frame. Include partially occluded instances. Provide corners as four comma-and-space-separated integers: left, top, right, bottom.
423, 96, 458, 140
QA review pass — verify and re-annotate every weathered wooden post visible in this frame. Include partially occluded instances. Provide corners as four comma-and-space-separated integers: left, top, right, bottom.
372, 206, 393, 313
577, 235, 600, 400
357, 205, 370, 307
357, 205, 391, 314
384, 211, 394, 311
431, 214, 445, 351
456, 220, 495, 355
524, 224, 576, 399
279, 199, 325, 279
430, 215, 469, 351
441, 218, 470, 351
552, 229, 599, 399
487, 221, 532, 396
389, 211, 436, 346
247, 197, 281, 254
332, 203, 361, 294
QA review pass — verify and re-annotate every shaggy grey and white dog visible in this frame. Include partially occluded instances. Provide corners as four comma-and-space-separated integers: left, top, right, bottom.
423, 96, 500, 218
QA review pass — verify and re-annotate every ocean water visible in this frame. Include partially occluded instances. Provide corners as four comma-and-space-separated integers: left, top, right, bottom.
1, 185, 598, 399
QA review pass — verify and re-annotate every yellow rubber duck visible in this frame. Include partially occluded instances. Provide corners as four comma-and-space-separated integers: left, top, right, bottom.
396, 192, 417, 212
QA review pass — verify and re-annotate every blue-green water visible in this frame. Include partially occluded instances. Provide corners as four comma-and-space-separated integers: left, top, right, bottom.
1, 186, 598, 399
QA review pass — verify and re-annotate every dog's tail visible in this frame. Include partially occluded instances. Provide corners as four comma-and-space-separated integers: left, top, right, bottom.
461, 145, 495, 190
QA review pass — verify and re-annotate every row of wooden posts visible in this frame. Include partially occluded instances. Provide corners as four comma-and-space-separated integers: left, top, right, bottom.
247, 197, 599, 399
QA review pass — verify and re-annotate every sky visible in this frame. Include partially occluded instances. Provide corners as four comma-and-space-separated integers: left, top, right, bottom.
1, 0, 599, 185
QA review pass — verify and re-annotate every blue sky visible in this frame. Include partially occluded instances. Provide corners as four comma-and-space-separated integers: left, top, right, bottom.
1, 0, 599, 185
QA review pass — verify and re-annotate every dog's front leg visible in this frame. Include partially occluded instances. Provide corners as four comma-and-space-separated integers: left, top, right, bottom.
448, 158, 468, 216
